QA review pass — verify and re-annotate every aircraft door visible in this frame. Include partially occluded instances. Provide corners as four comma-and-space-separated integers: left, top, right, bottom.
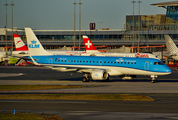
144, 61, 149, 70
48, 58, 53, 64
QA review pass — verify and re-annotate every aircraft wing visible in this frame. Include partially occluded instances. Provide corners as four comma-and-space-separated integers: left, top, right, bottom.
163, 52, 178, 57
10, 55, 32, 60
43, 64, 110, 73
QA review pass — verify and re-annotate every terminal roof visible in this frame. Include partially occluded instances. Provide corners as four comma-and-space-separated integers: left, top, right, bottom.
151, 1, 178, 7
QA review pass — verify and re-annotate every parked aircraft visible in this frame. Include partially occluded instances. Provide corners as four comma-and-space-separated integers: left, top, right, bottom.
83, 35, 158, 59
25, 27, 171, 83
164, 35, 178, 60
13, 34, 86, 56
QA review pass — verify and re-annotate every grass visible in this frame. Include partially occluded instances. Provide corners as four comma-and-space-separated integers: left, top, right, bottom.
0, 85, 83, 91
0, 113, 64, 120
0, 94, 154, 101
0, 85, 154, 101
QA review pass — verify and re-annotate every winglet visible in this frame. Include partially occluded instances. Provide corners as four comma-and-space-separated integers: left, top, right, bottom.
13, 34, 28, 51
83, 35, 100, 53
164, 35, 178, 54
25, 27, 52, 56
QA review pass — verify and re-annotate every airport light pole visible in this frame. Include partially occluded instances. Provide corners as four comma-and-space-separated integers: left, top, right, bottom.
99, 22, 102, 30
137, 0, 141, 53
79, 0, 82, 50
4, 0, 9, 51
132, 0, 136, 53
73, 0, 77, 51
11, 0, 15, 52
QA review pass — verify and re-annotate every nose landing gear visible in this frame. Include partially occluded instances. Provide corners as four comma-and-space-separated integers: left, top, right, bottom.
151, 75, 157, 83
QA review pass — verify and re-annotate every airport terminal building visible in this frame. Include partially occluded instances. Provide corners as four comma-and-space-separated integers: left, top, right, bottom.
1, 1, 178, 51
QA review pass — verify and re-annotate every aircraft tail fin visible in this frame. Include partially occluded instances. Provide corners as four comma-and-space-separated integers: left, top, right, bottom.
25, 27, 52, 56
83, 35, 100, 53
13, 34, 28, 51
164, 35, 178, 54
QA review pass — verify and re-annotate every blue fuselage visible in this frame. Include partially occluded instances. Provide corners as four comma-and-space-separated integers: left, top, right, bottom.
32, 55, 171, 75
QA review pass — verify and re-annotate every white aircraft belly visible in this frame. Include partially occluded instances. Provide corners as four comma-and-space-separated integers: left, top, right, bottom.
42, 64, 169, 76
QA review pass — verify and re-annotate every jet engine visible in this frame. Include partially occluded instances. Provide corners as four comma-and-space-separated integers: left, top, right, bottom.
91, 70, 109, 80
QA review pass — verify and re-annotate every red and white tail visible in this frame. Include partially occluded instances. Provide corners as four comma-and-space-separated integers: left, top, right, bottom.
13, 34, 28, 51
83, 35, 100, 53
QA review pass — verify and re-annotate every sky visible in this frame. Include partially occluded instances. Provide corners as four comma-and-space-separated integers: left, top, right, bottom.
0, 0, 171, 30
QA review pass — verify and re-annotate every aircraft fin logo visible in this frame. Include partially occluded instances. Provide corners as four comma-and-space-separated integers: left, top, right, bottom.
16, 40, 21, 44
28, 39, 40, 48
85, 40, 92, 48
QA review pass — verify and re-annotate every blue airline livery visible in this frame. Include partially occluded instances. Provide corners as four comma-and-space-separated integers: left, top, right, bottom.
25, 27, 171, 83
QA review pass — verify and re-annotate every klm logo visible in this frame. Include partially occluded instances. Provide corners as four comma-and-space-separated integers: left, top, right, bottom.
28, 40, 40, 48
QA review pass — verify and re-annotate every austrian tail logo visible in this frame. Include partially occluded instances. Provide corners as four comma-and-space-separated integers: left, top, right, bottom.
28, 40, 40, 48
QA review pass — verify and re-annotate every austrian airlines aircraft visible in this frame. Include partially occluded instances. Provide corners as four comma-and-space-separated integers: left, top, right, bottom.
83, 35, 158, 59
25, 27, 171, 83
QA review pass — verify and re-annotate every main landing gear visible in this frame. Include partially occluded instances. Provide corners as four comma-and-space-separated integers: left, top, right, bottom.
82, 73, 90, 82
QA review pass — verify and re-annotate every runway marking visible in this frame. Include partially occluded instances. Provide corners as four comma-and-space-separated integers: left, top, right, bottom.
19, 81, 81, 83
0, 100, 86, 104
0, 73, 24, 77
135, 78, 178, 80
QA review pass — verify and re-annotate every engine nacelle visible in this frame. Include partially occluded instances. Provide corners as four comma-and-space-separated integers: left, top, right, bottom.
91, 70, 109, 80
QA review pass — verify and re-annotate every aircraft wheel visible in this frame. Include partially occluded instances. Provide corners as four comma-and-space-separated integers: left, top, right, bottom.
82, 77, 90, 82
151, 80, 156, 83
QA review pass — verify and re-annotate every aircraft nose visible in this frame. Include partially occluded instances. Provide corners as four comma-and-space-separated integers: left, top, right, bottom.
164, 66, 172, 74
167, 68, 172, 73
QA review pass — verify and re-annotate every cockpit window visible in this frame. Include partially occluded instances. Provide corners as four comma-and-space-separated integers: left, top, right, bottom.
158, 62, 164, 65
154, 62, 164, 65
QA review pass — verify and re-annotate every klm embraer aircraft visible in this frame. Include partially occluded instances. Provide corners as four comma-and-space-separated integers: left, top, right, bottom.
25, 27, 171, 83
